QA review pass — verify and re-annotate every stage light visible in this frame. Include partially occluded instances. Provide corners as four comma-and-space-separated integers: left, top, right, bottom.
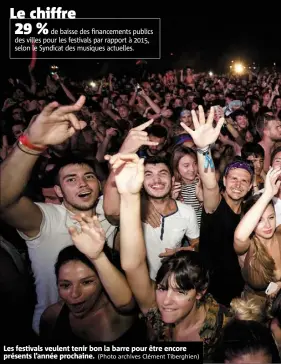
209, 71, 213, 77
89, 81, 97, 88
233, 63, 244, 74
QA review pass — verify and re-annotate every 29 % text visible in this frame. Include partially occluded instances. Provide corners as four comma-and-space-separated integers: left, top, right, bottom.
15, 22, 49, 35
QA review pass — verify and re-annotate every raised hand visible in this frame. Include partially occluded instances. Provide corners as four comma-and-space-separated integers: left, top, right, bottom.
69, 214, 106, 260
51, 73, 60, 81
119, 119, 158, 154
138, 89, 147, 98
25, 95, 87, 147
2, 98, 17, 111
171, 181, 181, 200
105, 127, 118, 138
218, 133, 230, 145
141, 198, 161, 228
105, 153, 144, 195
273, 84, 279, 96
181, 105, 224, 149
214, 106, 224, 122
264, 167, 281, 199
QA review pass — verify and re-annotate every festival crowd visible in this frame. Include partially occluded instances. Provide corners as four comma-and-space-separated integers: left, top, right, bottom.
1, 63, 281, 362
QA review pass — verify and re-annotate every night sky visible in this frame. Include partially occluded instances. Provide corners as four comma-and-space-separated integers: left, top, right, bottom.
160, 17, 280, 70
4, 11, 281, 83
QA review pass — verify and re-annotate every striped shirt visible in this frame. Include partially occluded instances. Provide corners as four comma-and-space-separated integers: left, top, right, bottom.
180, 181, 203, 227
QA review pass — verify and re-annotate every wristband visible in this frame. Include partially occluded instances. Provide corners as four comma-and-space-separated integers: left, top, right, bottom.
18, 134, 46, 152
196, 146, 215, 172
17, 141, 43, 155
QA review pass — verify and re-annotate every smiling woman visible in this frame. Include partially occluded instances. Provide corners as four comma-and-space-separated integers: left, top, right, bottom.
234, 168, 281, 301
171, 146, 203, 227
39, 215, 147, 343
139, 251, 231, 360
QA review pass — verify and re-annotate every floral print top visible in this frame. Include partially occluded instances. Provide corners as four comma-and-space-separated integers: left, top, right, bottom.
141, 294, 232, 361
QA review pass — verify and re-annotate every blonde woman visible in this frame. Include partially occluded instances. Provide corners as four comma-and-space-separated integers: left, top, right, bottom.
230, 295, 267, 323
234, 167, 281, 301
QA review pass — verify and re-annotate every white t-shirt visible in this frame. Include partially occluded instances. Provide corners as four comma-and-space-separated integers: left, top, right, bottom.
143, 201, 199, 280
273, 197, 281, 227
18, 196, 116, 334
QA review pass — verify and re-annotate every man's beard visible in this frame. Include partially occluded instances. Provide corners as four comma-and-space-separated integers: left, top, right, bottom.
63, 195, 97, 212
70, 202, 96, 211
148, 149, 161, 155
145, 190, 171, 200
271, 134, 281, 142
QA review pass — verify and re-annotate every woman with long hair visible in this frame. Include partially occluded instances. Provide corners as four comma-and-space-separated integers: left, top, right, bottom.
171, 146, 203, 227
234, 167, 281, 301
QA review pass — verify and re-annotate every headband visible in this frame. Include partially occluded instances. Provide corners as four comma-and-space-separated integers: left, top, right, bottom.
180, 110, 191, 117
224, 161, 254, 177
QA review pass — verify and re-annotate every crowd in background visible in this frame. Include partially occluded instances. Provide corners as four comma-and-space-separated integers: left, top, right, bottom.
1, 63, 281, 363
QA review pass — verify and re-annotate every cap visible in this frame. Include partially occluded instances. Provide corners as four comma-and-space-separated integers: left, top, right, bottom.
173, 133, 193, 146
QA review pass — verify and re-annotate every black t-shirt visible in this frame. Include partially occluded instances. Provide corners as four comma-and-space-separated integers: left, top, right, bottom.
199, 196, 244, 306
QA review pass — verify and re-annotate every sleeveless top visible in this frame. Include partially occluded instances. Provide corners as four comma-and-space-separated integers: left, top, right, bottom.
199, 196, 244, 305
50, 304, 148, 344
241, 234, 280, 292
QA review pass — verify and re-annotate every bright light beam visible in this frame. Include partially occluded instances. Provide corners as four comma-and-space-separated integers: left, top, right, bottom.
234, 63, 244, 74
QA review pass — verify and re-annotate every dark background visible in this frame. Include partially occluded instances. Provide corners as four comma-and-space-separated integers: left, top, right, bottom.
4, 10, 281, 84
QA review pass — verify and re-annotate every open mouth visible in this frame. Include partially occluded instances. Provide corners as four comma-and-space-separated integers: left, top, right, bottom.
151, 184, 165, 190
70, 301, 86, 312
78, 191, 92, 199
